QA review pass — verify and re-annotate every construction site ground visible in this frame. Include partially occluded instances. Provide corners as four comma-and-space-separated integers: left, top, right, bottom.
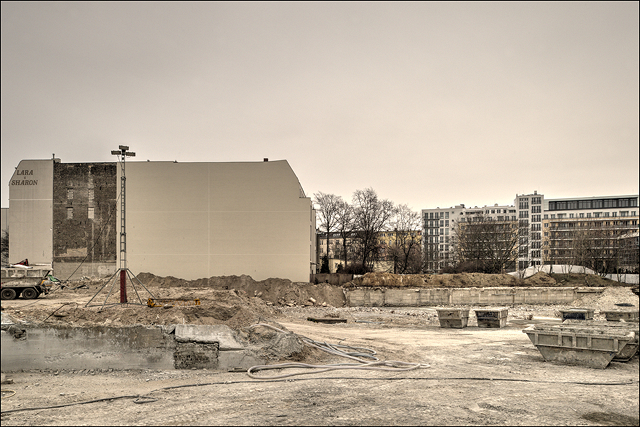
1, 272, 639, 426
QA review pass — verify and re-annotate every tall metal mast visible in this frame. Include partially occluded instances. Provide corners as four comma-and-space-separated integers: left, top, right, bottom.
85, 146, 154, 309
112, 146, 135, 302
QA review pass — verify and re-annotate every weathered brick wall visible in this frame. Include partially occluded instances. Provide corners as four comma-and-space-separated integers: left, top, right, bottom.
53, 163, 117, 278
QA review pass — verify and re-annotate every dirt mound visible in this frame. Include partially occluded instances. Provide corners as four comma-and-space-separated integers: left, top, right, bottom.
549, 273, 625, 287
570, 287, 639, 311
25, 289, 276, 330
346, 271, 629, 289
348, 272, 523, 288
136, 273, 346, 308
523, 272, 557, 286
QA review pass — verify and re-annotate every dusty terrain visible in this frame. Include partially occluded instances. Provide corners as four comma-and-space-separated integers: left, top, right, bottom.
1, 272, 639, 426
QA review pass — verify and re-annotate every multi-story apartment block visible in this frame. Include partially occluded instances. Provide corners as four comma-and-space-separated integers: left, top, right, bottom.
542, 195, 639, 273
515, 191, 545, 270
423, 192, 639, 274
422, 203, 517, 272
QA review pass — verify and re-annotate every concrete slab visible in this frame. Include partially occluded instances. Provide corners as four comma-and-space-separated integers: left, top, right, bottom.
174, 324, 245, 350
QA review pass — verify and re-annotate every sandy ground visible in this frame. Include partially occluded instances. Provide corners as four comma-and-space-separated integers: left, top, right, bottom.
1, 274, 639, 426
2, 307, 639, 426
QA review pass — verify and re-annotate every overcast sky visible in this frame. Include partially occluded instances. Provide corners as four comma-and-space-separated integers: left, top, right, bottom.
2, 2, 638, 212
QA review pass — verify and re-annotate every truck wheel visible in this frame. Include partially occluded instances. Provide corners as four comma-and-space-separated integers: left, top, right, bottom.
1, 288, 17, 300
21, 287, 39, 300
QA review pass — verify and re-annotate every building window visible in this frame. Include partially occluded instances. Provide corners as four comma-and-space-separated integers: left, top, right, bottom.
67, 189, 73, 200
88, 207, 94, 219
532, 206, 541, 213
67, 207, 73, 219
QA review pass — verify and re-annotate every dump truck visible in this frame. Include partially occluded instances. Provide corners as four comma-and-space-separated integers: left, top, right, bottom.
1, 266, 53, 300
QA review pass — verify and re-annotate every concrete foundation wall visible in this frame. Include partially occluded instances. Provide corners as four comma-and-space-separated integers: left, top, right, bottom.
345, 287, 598, 307
1, 325, 175, 371
1, 323, 280, 373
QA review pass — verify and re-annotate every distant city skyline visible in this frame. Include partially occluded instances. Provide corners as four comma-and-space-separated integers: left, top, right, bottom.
2, 2, 638, 212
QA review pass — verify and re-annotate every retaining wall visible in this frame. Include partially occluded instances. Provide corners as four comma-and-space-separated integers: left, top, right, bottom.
1, 325, 175, 371
345, 287, 601, 307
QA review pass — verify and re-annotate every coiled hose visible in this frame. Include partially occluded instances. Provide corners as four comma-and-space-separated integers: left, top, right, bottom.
246, 323, 428, 379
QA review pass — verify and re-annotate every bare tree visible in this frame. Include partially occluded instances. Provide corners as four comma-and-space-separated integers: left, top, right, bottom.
334, 199, 355, 269
549, 218, 635, 277
313, 192, 343, 270
452, 213, 518, 273
388, 204, 423, 274
351, 188, 396, 271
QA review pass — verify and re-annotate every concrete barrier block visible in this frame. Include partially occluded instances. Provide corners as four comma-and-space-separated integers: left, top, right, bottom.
601, 310, 639, 323
475, 308, 508, 328
559, 308, 595, 321
174, 342, 219, 369
436, 308, 469, 329
174, 324, 244, 350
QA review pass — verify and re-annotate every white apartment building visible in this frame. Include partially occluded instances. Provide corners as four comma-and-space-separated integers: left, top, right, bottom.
515, 191, 545, 270
422, 202, 517, 272
542, 195, 639, 272
423, 192, 639, 274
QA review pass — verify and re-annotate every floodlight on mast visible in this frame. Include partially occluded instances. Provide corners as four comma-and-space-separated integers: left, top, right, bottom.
85, 146, 154, 309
